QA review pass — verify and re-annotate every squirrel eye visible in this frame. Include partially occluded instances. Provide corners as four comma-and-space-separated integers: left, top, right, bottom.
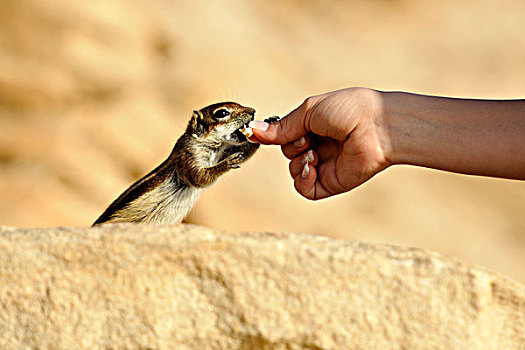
213, 109, 230, 119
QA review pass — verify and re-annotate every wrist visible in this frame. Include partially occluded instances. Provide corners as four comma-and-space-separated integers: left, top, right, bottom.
375, 90, 402, 167
377, 91, 429, 168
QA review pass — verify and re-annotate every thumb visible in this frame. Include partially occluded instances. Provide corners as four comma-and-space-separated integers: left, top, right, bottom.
250, 103, 309, 145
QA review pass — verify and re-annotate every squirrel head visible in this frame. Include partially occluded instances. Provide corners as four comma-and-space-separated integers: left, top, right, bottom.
188, 102, 256, 145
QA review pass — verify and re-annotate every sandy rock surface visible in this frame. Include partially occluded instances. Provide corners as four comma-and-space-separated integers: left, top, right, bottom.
1, 0, 525, 283
0, 224, 523, 349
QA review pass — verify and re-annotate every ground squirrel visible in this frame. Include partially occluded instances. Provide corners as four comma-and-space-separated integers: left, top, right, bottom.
93, 102, 269, 225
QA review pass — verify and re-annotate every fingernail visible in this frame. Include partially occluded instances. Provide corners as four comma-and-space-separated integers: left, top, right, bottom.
248, 120, 269, 132
301, 150, 314, 165
301, 163, 310, 179
293, 136, 306, 148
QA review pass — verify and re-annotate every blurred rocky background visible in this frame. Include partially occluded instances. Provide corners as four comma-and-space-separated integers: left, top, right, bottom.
1, 0, 524, 281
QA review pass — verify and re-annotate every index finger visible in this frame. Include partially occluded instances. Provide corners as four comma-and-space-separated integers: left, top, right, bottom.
251, 101, 311, 145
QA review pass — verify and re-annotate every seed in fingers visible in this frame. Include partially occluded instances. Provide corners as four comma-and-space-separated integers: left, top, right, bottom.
293, 136, 306, 148
301, 163, 310, 179
301, 150, 314, 165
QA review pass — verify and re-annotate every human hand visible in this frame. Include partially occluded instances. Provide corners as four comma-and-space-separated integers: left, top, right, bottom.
250, 88, 392, 200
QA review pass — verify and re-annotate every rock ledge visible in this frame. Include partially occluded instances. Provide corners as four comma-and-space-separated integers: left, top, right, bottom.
0, 224, 523, 349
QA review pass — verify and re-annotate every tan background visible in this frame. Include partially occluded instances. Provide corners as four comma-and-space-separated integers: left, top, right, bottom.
1, 0, 524, 281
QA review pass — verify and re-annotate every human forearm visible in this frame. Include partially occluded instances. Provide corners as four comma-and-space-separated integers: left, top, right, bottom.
381, 92, 525, 179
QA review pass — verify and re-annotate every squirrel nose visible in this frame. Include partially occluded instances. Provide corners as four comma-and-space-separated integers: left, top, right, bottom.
246, 107, 256, 116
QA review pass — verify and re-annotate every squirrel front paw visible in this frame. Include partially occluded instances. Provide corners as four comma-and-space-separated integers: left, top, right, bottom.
225, 152, 244, 169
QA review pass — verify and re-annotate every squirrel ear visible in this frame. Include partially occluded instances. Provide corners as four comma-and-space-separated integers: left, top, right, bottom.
190, 110, 204, 136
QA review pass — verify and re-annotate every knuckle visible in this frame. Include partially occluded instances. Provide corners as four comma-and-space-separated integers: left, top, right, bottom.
303, 96, 315, 108
288, 160, 296, 176
281, 145, 294, 159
